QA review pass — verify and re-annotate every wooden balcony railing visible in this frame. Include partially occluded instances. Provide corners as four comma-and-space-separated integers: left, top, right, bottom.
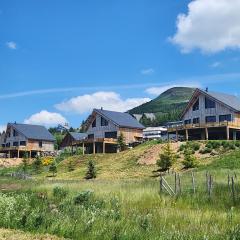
167, 121, 240, 132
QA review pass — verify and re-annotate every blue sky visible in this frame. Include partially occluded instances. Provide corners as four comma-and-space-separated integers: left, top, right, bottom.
1, 0, 240, 130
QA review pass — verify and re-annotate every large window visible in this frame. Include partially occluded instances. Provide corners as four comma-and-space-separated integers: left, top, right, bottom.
13, 141, 19, 146
88, 134, 94, 139
193, 118, 200, 124
219, 114, 232, 122
20, 141, 26, 146
92, 119, 96, 128
193, 99, 199, 111
205, 97, 216, 109
184, 119, 191, 125
206, 116, 216, 123
39, 141, 43, 148
105, 131, 117, 139
13, 129, 18, 137
101, 117, 108, 126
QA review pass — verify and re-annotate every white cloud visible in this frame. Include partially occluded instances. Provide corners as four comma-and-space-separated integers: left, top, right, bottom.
210, 62, 221, 68
6, 41, 17, 50
55, 91, 151, 114
170, 0, 240, 53
24, 110, 68, 127
146, 83, 201, 96
0, 125, 6, 133
141, 68, 154, 75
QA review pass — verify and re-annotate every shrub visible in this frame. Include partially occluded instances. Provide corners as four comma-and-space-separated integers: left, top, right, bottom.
49, 161, 57, 177
67, 159, 75, 172
33, 155, 42, 173
190, 142, 201, 151
42, 156, 54, 166
182, 145, 197, 169
85, 160, 96, 179
53, 186, 68, 199
22, 152, 29, 173
117, 132, 126, 151
74, 190, 94, 205
200, 147, 212, 154
157, 143, 176, 171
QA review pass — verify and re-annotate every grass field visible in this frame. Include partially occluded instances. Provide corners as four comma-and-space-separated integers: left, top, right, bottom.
1, 141, 240, 239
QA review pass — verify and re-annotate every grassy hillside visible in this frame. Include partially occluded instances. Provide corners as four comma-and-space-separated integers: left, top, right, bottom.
129, 87, 195, 126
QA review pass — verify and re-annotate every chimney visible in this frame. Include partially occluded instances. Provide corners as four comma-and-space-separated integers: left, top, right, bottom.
205, 87, 209, 92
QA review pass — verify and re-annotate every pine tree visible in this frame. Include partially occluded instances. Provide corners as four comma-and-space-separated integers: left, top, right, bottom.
117, 132, 126, 152
157, 142, 176, 171
33, 155, 42, 173
85, 160, 96, 179
68, 159, 75, 172
49, 161, 57, 177
22, 152, 29, 173
183, 145, 197, 169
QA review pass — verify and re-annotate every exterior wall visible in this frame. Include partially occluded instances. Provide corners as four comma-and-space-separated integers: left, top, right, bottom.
2, 126, 54, 151
119, 128, 143, 144
183, 93, 236, 124
28, 140, 54, 151
86, 113, 119, 138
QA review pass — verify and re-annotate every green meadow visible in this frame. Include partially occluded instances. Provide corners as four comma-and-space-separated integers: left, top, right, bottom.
1, 141, 240, 239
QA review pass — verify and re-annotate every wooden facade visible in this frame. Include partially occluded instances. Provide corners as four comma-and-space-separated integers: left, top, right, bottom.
0, 124, 55, 158
74, 109, 144, 154
167, 89, 240, 141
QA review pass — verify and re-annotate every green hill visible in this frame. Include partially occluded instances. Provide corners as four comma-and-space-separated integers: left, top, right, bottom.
129, 87, 195, 126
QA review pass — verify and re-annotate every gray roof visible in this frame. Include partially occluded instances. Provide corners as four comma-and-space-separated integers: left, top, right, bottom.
69, 132, 87, 141
95, 109, 145, 129
206, 90, 240, 111
9, 123, 55, 141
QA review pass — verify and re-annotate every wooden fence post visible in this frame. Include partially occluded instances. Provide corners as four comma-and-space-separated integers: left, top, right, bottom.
160, 174, 163, 193
178, 174, 181, 194
231, 176, 235, 203
174, 172, 177, 194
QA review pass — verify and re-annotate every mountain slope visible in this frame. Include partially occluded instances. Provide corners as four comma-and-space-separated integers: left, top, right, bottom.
128, 87, 195, 125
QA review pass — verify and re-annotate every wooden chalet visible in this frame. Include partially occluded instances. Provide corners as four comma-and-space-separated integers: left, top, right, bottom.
74, 108, 145, 154
167, 88, 240, 141
60, 132, 87, 150
0, 123, 55, 158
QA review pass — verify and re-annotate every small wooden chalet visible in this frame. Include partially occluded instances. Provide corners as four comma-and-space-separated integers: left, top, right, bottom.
167, 88, 240, 141
74, 108, 144, 154
0, 123, 55, 158
60, 132, 87, 150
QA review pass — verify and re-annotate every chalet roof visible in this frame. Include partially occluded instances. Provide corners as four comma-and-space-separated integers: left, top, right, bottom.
69, 132, 87, 141
181, 88, 240, 118
8, 123, 55, 142
94, 109, 145, 129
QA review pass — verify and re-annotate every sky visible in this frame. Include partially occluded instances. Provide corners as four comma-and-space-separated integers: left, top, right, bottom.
1, 0, 240, 131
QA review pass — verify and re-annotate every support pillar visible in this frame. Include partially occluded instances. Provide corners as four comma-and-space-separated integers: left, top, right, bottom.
93, 142, 96, 154
205, 128, 209, 140
176, 130, 178, 142
8, 151, 11, 158
226, 127, 230, 140
103, 142, 105, 154
185, 129, 189, 141
30, 151, 32, 158
82, 142, 85, 155
233, 130, 237, 141
167, 132, 170, 142
17, 150, 20, 159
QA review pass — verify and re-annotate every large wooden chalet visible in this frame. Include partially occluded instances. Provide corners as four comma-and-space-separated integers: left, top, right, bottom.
0, 123, 55, 158
73, 108, 144, 154
167, 88, 240, 141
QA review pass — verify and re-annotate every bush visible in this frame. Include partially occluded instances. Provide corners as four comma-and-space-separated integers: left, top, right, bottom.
53, 186, 68, 199
67, 159, 75, 172
200, 147, 212, 154
85, 160, 96, 179
33, 155, 42, 173
157, 143, 176, 171
74, 190, 94, 205
49, 161, 57, 177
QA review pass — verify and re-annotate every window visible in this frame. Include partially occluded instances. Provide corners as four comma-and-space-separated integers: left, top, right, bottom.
193, 118, 199, 124
88, 134, 94, 139
205, 97, 216, 109
6, 143, 10, 147
13, 141, 19, 147
219, 114, 232, 122
20, 141, 26, 146
39, 141, 43, 148
92, 119, 96, 128
101, 117, 108, 126
193, 99, 199, 111
206, 116, 216, 123
184, 119, 191, 125
105, 131, 117, 139
13, 129, 18, 137
2, 144, 5, 147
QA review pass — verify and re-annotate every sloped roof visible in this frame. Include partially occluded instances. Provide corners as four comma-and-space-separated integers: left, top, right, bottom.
181, 88, 240, 118
69, 132, 87, 141
206, 91, 240, 111
8, 123, 55, 142
94, 109, 145, 129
